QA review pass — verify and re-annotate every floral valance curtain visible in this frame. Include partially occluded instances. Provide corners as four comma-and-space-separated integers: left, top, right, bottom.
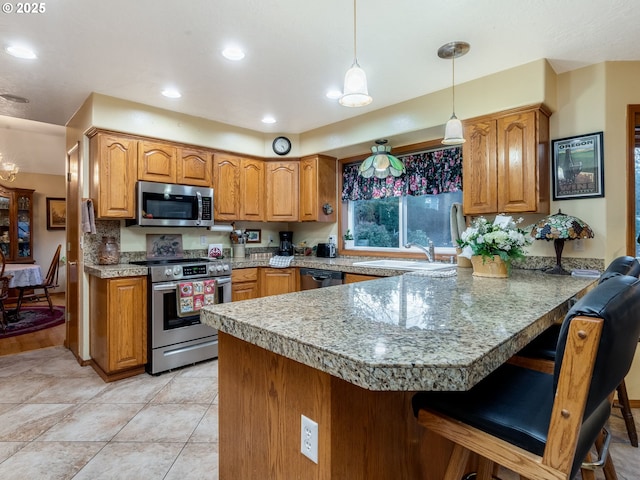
341, 146, 462, 201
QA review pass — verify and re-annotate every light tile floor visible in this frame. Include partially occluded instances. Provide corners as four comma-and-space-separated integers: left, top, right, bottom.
0, 346, 638, 479
0, 347, 218, 479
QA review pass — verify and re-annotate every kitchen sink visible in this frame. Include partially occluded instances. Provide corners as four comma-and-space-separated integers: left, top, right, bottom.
352, 259, 455, 271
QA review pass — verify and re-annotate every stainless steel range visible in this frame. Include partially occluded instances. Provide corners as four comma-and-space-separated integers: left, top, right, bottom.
131, 257, 231, 374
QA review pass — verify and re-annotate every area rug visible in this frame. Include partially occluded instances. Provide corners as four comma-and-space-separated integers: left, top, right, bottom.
0, 306, 65, 339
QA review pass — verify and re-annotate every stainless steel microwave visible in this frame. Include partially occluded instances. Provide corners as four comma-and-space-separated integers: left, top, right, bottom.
132, 181, 214, 227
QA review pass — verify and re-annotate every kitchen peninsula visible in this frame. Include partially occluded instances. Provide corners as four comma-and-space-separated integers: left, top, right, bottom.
201, 269, 596, 479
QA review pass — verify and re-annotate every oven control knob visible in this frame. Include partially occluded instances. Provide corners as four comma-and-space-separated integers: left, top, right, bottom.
222, 264, 229, 271
164, 268, 173, 278
208, 264, 217, 274
216, 265, 223, 272
173, 266, 182, 276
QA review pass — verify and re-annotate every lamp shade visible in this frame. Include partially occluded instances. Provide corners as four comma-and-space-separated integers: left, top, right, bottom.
531, 210, 594, 275
339, 62, 372, 107
359, 141, 405, 178
442, 115, 465, 145
531, 210, 594, 241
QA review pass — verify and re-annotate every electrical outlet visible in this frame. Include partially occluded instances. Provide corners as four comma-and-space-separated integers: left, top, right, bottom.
301, 415, 318, 463
573, 239, 584, 252
328, 235, 337, 245
269, 235, 273, 243
200, 235, 207, 245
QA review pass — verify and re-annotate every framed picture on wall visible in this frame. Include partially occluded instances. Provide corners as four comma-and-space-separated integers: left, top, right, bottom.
551, 132, 604, 200
46, 197, 66, 230
246, 229, 261, 243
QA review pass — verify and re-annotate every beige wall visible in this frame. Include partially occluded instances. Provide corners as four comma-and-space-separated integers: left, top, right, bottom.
3, 173, 66, 293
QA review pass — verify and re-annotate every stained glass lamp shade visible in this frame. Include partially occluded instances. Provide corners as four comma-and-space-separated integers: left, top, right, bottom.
359, 141, 405, 178
531, 210, 594, 275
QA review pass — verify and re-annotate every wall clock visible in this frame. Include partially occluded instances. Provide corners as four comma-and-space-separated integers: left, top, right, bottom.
272, 136, 291, 156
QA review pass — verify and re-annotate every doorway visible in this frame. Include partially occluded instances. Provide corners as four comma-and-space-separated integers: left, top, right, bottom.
627, 105, 640, 256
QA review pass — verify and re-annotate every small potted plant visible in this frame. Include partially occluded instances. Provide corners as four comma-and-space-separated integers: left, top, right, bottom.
343, 229, 354, 249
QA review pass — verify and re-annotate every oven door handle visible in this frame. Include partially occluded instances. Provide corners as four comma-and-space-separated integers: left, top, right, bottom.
216, 277, 231, 285
153, 283, 180, 292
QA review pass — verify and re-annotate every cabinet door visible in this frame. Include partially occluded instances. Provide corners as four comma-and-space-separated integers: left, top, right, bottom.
462, 120, 498, 215
232, 281, 260, 301
138, 140, 177, 183
260, 267, 297, 297
266, 161, 299, 221
177, 147, 212, 186
299, 155, 337, 222
90, 133, 138, 218
497, 111, 537, 212
213, 154, 241, 220
240, 159, 265, 221
344, 273, 381, 284
106, 276, 147, 372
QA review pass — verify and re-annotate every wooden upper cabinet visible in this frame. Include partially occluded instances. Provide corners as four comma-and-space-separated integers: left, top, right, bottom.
138, 140, 177, 183
462, 120, 498, 214
213, 153, 241, 220
462, 105, 550, 216
239, 158, 265, 221
177, 147, 212, 187
89, 131, 138, 219
266, 161, 299, 221
299, 154, 337, 222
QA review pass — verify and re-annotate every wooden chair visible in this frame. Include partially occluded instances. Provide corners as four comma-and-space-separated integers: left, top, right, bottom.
16, 244, 61, 313
516, 255, 639, 448
412, 275, 640, 480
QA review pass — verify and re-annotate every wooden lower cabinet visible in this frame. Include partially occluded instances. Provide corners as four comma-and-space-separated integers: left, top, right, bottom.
89, 276, 147, 382
259, 267, 298, 297
344, 273, 382, 284
231, 268, 260, 301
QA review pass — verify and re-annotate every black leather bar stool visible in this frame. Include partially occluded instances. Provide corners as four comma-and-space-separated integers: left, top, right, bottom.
412, 275, 640, 480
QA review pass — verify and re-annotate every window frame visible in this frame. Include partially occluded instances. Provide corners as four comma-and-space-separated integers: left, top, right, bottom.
338, 138, 460, 260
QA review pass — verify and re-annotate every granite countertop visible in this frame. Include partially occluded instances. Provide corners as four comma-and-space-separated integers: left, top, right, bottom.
83, 256, 409, 278
201, 269, 596, 392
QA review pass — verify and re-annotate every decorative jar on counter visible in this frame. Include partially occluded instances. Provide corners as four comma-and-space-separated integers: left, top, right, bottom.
97, 236, 120, 265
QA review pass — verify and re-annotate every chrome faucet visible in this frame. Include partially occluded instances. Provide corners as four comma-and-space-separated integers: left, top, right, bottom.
404, 240, 435, 262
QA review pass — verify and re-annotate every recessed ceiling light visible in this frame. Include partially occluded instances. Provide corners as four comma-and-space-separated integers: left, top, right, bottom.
5, 45, 37, 59
222, 47, 245, 61
0, 93, 29, 103
261, 116, 276, 124
161, 88, 182, 99
326, 89, 343, 100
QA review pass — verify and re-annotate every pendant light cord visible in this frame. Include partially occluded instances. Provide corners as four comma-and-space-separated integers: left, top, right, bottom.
352, 0, 358, 65
451, 49, 456, 116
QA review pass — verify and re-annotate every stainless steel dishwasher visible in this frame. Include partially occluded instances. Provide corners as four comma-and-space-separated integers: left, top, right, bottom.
299, 268, 344, 290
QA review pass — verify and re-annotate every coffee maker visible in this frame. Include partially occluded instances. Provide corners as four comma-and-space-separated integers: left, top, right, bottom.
278, 231, 294, 256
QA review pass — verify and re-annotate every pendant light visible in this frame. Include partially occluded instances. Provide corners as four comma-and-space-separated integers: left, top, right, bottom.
359, 140, 405, 178
339, 0, 372, 107
438, 41, 470, 145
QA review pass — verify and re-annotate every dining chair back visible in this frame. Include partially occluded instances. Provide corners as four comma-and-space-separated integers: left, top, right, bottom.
16, 244, 61, 313
412, 274, 640, 480
0, 274, 11, 332
0, 248, 5, 277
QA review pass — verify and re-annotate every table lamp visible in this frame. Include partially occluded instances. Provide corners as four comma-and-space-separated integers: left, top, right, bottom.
530, 209, 594, 275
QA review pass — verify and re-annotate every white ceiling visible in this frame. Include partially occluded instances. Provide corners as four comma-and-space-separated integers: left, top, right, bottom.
1, 0, 639, 176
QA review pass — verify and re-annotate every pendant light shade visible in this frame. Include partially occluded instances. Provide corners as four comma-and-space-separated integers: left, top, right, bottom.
339, 0, 372, 107
359, 140, 405, 178
438, 41, 469, 145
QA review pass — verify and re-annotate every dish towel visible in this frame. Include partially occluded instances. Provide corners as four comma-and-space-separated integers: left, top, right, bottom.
449, 202, 466, 245
81, 199, 96, 234
269, 255, 294, 268
177, 279, 216, 317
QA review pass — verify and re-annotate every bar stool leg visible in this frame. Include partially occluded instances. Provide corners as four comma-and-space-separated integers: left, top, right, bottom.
615, 380, 638, 447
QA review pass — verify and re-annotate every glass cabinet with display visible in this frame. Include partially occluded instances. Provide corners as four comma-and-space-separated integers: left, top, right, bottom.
0, 185, 35, 263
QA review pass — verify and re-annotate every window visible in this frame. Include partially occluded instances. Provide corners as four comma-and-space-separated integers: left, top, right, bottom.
342, 145, 463, 252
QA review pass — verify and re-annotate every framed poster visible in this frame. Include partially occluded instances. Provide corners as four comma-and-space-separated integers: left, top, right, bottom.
552, 132, 604, 200
46, 197, 66, 230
